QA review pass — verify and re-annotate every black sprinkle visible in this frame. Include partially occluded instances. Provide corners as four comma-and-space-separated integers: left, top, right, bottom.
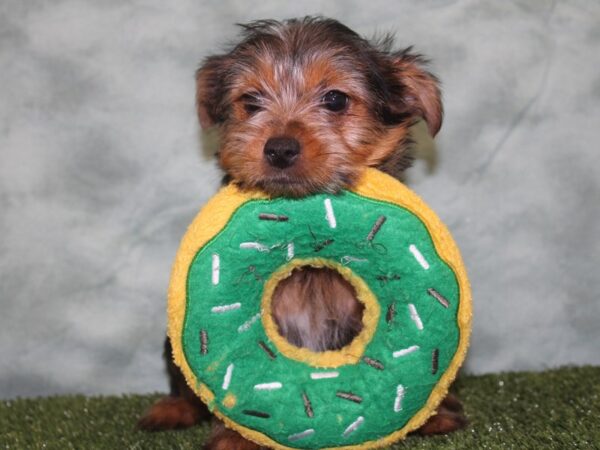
367, 215, 387, 241
314, 239, 334, 252
386, 302, 396, 323
427, 288, 450, 308
432, 348, 439, 374
258, 341, 276, 360
259, 213, 288, 222
302, 392, 314, 418
242, 409, 270, 419
336, 391, 363, 403
363, 356, 385, 370
199, 330, 208, 355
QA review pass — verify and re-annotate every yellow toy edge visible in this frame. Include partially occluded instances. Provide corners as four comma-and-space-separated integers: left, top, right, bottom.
167, 167, 472, 450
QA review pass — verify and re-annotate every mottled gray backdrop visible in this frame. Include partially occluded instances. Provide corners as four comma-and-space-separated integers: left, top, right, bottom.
1, 0, 599, 399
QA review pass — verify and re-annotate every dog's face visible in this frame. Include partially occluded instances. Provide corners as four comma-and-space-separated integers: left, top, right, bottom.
196, 18, 442, 197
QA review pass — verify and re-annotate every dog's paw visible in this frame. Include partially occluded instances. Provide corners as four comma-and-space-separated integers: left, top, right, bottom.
137, 396, 201, 431
415, 404, 468, 436
203, 430, 262, 450
439, 392, 465, 413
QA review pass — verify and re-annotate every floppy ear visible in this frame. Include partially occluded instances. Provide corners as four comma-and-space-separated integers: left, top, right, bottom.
389, 49, 443, 136
195, 55, 231, 129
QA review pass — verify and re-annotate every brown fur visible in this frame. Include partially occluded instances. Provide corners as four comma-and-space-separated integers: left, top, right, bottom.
204, 420, 264, 450
271, 267, 364, 352
138, 17, 466, 447
137, 339, 210, 431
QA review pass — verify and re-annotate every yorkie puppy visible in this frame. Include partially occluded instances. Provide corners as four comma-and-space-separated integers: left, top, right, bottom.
138, 17, 466, 449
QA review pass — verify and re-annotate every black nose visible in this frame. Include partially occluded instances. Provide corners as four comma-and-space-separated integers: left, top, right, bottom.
263, 137, 301, 169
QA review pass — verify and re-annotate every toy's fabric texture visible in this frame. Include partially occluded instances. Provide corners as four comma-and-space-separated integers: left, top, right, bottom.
168, 168, 471, 450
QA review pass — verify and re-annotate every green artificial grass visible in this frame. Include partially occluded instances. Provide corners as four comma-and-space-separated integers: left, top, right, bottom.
1, 366, 599, 449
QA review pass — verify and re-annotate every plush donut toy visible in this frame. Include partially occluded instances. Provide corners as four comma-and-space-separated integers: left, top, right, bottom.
168, 168, 471, 449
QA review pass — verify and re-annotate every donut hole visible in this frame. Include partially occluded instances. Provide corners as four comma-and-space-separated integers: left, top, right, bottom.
270, 266, 365, 352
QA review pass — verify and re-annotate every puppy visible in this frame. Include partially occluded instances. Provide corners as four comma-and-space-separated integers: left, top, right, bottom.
138, 17, 466, 449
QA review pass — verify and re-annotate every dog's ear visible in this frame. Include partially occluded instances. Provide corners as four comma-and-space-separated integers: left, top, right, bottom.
386, 49, 443, 136
195, 55, 231, 129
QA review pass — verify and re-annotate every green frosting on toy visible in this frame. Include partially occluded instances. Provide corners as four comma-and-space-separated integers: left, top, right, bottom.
182, 190, 460, 448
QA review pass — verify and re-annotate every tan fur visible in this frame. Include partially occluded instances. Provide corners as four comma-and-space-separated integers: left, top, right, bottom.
271, 267, 364, 352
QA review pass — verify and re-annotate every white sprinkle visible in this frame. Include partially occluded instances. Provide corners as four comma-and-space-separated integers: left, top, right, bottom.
409, 244, 430, 270
340, 255, 368, 265
393, 345, 420, 358
324, 198, 336, 228
254, 382, 283, 390
288, 429, 315, 442
237, 312, 261, 333
211, 254, 220, 285
310, 371, 339, 380
287, 242, 295, 261
211, 302, 241, 313
394, 385, 405, 412
408, 303, 424, 330
222, 363, 234, 390
240, 242, 270, 252
342, 416, 364, 437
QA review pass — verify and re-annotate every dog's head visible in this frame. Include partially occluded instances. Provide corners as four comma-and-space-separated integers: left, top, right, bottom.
196, 17, 442, 197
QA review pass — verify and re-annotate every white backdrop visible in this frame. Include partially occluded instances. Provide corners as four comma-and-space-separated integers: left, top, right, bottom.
1, 0, 599, 398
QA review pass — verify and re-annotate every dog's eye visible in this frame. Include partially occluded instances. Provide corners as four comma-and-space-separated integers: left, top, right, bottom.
322, 90, 349, 112
240, 93, 263, 115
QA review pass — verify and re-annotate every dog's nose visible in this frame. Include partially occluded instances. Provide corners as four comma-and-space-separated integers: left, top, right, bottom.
264, 137, 301, 169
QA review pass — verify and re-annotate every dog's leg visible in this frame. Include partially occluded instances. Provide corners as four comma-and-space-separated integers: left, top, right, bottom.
204, 419, 263, 450
137, 337, 210, 431
414, 393, 468, 435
